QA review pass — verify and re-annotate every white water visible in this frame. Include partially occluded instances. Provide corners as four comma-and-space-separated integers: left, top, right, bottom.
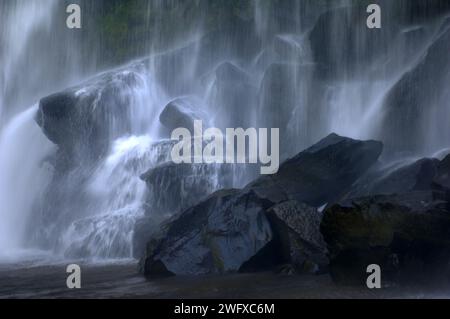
0, 0, 56, 121
0, 106, 54, 257
61, 136, 157, 258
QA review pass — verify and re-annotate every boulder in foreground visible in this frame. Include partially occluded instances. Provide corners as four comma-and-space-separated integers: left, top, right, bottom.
140, 134, 383, 278
321, 190, 450, 286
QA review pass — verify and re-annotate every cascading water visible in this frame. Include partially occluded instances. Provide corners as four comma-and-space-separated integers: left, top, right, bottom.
0, 0, 97, 123
61, 135, 161, 259
0, 0, 449, 263
0, 106, 54, 259
0, 0, 99, 260
0, 0, 55, 122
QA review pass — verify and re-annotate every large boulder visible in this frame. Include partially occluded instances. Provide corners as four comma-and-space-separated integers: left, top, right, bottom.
321, 190, 450, 285
140, 190, 274, 277
36, 64, 150, 162
140, 194, 329, 277
140, 134, 383, 277
248, 133, 383, 207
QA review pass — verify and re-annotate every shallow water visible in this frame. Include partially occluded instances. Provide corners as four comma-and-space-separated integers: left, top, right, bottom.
0, 262, 448, 299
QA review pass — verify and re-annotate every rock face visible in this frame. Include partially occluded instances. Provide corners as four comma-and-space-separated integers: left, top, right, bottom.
322, 190, 450, 285
140, 134, 383, 278
159, 98, 207, 134
248, 133, 384, 207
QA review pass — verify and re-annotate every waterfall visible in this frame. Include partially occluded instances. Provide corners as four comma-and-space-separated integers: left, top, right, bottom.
0, 0, 449, 262
0, 106, 54, 258
0, 0, 56, 122
60, 136, 160, 259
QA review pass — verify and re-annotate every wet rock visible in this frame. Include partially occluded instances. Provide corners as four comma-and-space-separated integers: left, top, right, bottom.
400, 0, 450, 25
257, 62, 318, 158
272, 34, 308, 62
266, 200, 328, 274
321, 190, 450, 285
36, 65, 149, 161
344, 154, 450, 200
140, 134, 382, 277
209, 62, 257, 129
159, 98, 207, 134
435, 155, 450, 188
309, 4, 398, 79
140, 162, 234, 217
150, 18, 261, 96
344, 158, 440, 199
140, 190, 274, 277
379, 25, 450, 154
248, 133, 383, 207
258, 63, 304, 130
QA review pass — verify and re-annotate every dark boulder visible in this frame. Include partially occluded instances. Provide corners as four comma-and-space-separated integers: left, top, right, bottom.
343, 158, 440, 199
248, 133, 383, 207
36, 65, 149, 162
321, 190, 450, 285
140, 190, 274, 277
435, 154, 450, 189
266, 200, 328, 274
140, 134, 383, 277
159, 98, 207, 134
344, 154, 450, 200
